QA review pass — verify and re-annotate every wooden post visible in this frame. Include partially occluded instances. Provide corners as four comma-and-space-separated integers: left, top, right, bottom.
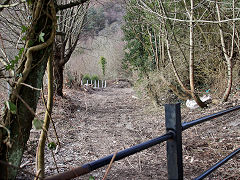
165, 103, 183, 179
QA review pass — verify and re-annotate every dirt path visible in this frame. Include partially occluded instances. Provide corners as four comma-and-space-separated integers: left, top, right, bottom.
19, 86, 239, 180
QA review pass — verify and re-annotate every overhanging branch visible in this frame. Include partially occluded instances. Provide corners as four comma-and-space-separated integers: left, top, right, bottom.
0, 0, 10, 12
0, 0, 26, 11
56, 0, 89, 11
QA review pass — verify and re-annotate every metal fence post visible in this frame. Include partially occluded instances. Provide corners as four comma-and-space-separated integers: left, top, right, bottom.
165, 103, 183, 180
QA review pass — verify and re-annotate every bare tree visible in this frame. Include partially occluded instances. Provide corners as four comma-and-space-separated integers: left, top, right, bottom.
54, 1, 89, 96
216, 1, 236, 102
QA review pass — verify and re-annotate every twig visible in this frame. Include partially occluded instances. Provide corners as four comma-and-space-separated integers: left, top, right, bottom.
84, 91, 88, 112
20, 160, 31, 168
125, 156, 136, 170
102, 151, 117, 180
34, 169, 42, 180
0, 0, 26, 8
0, 75, 13, 79
0, 124, 11, 147
13, 91, 37, 117
0, 32, 9, 64
20, 82, 42, 91
47, 137, 59, 173
138, 154, 142, 173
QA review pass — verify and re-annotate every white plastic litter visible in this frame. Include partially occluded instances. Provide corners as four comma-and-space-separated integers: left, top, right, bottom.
186, 95, 212, 109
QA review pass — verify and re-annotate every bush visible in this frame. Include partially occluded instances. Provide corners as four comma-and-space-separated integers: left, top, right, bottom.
91, 75, 99, 81
99, 56, 107, 76
82, 74, 91, 84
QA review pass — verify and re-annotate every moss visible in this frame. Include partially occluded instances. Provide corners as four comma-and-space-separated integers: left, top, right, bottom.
7, 147, 23, 179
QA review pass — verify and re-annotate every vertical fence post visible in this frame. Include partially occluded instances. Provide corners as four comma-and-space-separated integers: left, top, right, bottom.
164, 103, 183, 180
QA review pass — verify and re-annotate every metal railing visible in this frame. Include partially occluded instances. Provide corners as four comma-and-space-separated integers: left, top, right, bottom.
45, 104, 240, 180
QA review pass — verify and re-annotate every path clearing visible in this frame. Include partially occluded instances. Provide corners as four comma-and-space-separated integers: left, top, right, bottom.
19, 86, 239, 180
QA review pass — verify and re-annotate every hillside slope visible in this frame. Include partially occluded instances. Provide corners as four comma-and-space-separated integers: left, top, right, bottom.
66, 1, 126, 80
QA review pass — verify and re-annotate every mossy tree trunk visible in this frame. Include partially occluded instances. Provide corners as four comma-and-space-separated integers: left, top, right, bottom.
53, 33, 81, 96
53, 42, 65, 96
53, 61, 64, 96
0, 0, 56, 179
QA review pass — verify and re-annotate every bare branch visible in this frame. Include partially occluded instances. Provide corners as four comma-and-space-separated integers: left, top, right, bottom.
0, 0, 10, 12
137, 0, 240, 24
56, 0, 89, 11
0, 0, 26, 11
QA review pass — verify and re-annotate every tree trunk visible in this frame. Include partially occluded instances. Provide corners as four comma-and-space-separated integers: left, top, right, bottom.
222, 58, 233, 102
53, 61, 64, 97
189, 0, 207, 108
53, 35, 65, 97
0, 0, 56, 179
216, 2, 235, 102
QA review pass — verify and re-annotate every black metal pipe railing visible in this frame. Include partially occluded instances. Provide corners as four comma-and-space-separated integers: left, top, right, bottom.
194, 147, 240, 180
45, 132, 174, 180
182, 105, 240, 131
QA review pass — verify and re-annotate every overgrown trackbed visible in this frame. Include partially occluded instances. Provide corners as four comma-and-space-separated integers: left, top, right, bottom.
20, 84, 240, 180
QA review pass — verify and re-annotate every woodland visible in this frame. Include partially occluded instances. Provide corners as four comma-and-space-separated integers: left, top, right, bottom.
0, 0, 239, 179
